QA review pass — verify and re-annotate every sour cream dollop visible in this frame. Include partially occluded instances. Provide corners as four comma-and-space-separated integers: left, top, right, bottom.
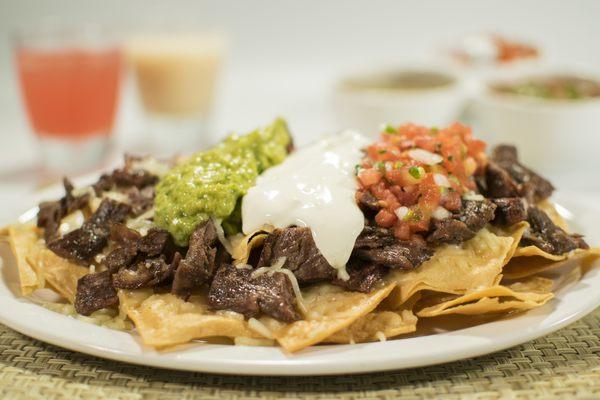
242, 131, 370, 279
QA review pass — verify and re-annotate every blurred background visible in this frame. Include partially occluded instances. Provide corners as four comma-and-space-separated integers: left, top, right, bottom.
0, 0, 599, 223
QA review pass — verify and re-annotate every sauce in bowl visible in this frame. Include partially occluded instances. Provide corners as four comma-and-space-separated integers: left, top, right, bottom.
340, 70, 455, 92
492, 75, 600, 100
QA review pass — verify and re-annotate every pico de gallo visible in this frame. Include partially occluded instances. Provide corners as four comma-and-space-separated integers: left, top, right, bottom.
355, 123, 488, 241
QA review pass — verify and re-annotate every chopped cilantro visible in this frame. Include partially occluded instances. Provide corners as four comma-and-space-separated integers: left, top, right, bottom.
354, 164, 361, 175
378, 149, 387, 154
384, 124, 397, 134
447, 155, 454, 161
374, 161, 385, 170
394, 161, 405, 169
430, 127, 439, 134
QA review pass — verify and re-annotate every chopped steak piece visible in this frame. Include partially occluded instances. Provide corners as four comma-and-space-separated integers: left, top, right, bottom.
457, 199, 497, 232
521, 207, 588, 255
113, 254, 180, 289
484, 145, 554, 202
74, 270, 119, 315
92, 155, 158, 196
354, 225, 396, 249
104, 246, 138, 272
257, 227, 335, 284
492, 198, 527, 226
104, 225, 172, 272
427, 199, 496, 246
353, 239, 432, 269
427, 219, 475, 246
47, 199, 131, 262
332, 261, 385, 293
171, 220, 225, 299
208, 264, 301, 323
37, 178, 90, 242
125, 186, 155, 216
356, 190, 381, 214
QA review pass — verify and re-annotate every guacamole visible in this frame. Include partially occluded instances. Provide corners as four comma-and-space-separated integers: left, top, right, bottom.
154, 118, 292, 246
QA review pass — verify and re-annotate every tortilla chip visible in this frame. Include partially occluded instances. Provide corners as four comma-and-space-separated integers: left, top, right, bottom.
503, 248, 600, 280
260, 282, 395, 352
416, 277, 554, 317
385, 227, 517, 307
26, 248, 89, 303
325, 294, 419, 344
119, 290, 261, 349
538, 199, 569, 231
2, 224, 45, 295
229, 229, 270, 264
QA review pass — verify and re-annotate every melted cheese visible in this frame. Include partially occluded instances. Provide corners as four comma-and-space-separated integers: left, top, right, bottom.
242, 131, 369, 279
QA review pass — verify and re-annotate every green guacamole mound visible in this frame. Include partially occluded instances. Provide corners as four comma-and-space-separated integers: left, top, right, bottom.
154, 118, 292, 246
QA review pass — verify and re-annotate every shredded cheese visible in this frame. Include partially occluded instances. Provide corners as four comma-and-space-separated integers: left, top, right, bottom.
248, 317, 274, 339
375, 331, 387, 342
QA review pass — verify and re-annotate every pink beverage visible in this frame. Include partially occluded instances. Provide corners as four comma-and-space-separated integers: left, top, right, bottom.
17, 48, 121, 139
15, 25, 123, 173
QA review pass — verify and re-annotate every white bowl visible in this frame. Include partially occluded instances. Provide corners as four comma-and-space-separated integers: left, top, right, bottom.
471, 73, 600, 172
334, 68, 467, 136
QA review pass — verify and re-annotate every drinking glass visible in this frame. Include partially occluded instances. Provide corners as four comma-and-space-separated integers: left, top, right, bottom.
126, 33, 223, 156
14, 24, 123, 174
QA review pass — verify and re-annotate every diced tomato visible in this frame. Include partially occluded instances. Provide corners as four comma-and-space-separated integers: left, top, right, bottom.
375, 209, 397, 228
357, 122, 488, 236
358, 169, 382, 187
393, 222, 411, 240
441, 190, 462, 211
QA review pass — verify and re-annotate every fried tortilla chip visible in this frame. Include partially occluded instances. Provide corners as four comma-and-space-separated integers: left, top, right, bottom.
385, 227, 518, 307
259, 282, 396, 352
2, 224, 45, 295
416, 277, 554, 317
325, 294, 419, 344
26, 248, 89, 303
503, 248, 600, 280
119, 289, 261, 348
228, 229, 270, 264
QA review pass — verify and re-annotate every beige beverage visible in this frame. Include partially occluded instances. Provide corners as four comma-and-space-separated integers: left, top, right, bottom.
127, 34, 223, 118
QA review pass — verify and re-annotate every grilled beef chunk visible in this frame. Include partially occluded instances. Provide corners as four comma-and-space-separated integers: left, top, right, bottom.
172, 220, 226, 299
353, 225, 432, 269
356, 191, 381, 215
48, 199, 131, 262
92, 156, 158, 196
483, 145, 554, 202
74, 270, 119, 315
521, 207, 588, 255
427, 199, 496, 246
37, 178, 90, 242
125, 186, 155, 216
353, 240, 432, 269
354, 225, 396, 249
332, 261, 385, 293
257, 227, 335, 284
103, 224, 172, 272
208, 264, 301, 322
113, 254, 180, 289
492, 198, 527, 226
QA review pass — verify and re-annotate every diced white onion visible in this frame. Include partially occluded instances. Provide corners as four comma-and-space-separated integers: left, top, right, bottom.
433, 173, 451, 187
394, 206, 410, 220
463, 192, 485, 201
432, 206, 451, 220
408, 149, 443, 165
131, 157, 170, 178
212, 218, 235, 255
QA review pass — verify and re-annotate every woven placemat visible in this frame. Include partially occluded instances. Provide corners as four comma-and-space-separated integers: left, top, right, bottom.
1, 308, 600, 400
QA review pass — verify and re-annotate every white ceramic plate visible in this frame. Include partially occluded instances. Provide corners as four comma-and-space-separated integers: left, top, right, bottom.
0, 187, 598, 376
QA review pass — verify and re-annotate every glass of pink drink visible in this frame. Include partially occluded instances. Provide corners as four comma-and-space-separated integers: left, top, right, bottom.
15, 25, 122, 174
